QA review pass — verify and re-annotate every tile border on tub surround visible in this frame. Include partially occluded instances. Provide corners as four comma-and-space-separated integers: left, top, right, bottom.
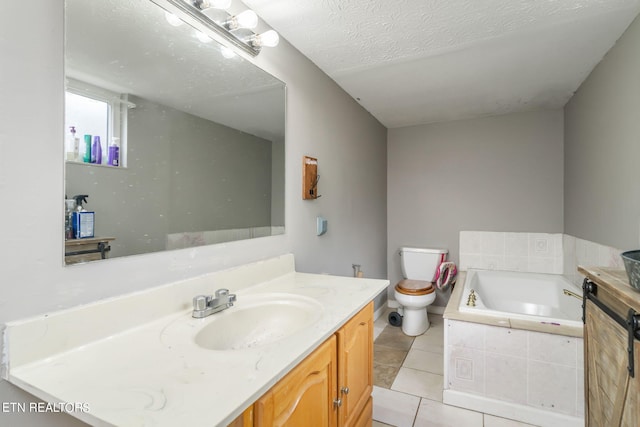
459, 231, 623, 282
459, 231, 562, 274
562, 234, 623, 285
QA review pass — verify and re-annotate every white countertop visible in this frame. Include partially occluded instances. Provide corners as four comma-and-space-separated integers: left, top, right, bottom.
3, 255, 389, 426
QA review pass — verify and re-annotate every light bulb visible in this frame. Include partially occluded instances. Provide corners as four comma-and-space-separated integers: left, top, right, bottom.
195, 31, 212, 43
221, 46, 236, 59
165, 11, 183, 27
254, 30, 279, 47
234, 10, 258, 29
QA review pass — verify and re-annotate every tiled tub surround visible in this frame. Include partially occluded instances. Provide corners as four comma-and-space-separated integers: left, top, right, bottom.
2, 254, 388, 427
562, 234, 624, 285
445, 231, 622, 426
444, 272, 584, 427
459, 231, 623, 281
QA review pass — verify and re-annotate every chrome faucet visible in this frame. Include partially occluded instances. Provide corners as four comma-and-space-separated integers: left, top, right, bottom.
192, 289, 237, 318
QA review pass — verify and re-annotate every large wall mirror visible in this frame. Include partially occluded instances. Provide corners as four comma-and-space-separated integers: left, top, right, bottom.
63, 0, 285, 264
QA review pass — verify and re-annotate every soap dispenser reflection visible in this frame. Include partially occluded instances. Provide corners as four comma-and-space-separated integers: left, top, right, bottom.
66, 126, 79, 162
64, 198, 76, 240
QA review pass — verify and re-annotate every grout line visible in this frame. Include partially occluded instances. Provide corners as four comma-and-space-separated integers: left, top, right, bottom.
411, 397, 422, 426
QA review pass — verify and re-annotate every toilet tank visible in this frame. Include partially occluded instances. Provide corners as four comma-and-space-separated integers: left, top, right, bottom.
400, 247, 448, 281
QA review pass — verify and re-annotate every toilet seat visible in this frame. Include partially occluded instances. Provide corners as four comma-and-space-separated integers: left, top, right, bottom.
395, 279, 435, 296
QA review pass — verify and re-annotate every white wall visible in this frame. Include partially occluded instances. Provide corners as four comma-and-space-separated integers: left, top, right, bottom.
0, 1, 387, 424
564, 14, 640, 251
387, 110, 564, 306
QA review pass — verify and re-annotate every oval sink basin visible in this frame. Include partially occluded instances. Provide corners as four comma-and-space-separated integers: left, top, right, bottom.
194, 293, 323, 351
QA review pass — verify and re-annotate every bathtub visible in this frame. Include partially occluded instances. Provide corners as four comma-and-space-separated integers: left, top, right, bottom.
458, 269, 583, 328
444, 270, 585, 427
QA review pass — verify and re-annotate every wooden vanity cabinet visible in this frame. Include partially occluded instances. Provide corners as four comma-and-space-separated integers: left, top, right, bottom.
255, 335, 338, 426
228, 407, 253, 427
336, 302, 373, 427
580, 267, 640, 426
231, 302, 374, 427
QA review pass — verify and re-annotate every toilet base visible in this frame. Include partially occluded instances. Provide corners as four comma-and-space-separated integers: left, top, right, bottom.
401, 306, 430, 336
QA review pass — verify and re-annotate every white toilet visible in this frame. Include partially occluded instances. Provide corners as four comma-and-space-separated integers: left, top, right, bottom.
394, 247, 448, 336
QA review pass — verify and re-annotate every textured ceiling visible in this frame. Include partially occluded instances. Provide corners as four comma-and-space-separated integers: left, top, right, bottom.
66, 0, 285, 141
244, 0, 640, 127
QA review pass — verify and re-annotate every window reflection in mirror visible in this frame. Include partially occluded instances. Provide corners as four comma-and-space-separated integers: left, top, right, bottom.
65, 79, 127, 166
63, 0, 285, 264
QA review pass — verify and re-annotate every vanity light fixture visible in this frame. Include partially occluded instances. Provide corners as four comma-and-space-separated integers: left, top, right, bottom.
164, 0, 279, 57
223, 10, 258, 30
249, 29, 279, 48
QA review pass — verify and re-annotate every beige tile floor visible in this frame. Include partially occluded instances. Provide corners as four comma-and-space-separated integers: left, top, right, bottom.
372, 311, 539, 427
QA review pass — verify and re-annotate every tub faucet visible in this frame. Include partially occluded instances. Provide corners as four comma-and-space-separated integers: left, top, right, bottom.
466, 289, 477, 307
563, 288, 582, 301
192, 289, 237, 318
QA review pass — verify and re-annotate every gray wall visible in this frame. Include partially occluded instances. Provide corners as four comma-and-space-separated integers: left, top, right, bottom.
0, 1, 387, 425
67, 95, 274, 257
565, 14, 640, 251
387, 110, 564, 306
271, 138, 285, 226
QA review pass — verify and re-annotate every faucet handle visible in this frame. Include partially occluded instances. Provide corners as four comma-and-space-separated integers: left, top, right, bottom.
193, 295, 208, 311
215, 288, 230, 298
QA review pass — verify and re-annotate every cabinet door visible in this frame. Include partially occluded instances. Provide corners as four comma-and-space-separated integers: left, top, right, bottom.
336, 302, 373, 427
227, 406, 253, 427
255, 335, 338, 427
585, 300, 640, 426
351, 397, 372, 427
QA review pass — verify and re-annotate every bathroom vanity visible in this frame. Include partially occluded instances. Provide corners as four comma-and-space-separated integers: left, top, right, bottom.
3, 254, 387, 426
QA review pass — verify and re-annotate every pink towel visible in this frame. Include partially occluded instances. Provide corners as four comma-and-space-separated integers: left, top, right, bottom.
436, 261, 457, 290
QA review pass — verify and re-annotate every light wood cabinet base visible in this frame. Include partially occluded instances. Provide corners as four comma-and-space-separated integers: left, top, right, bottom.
228, 302, 374, 427
352, 397, 372, 427
255, 336, 337, 426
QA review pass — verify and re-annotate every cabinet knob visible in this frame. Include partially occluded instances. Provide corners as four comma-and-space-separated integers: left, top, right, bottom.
333, 398, 342, 408
341, 386, 350, 395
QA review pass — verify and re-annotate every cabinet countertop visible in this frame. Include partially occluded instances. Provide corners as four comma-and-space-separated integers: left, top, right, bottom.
4, 255, 388, 427
578, 265, 640, 311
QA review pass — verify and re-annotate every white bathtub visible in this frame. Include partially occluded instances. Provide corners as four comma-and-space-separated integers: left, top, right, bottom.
458, 269, 583, 328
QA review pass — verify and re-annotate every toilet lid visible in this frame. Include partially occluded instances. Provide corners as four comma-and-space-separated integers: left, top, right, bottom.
395, 279, 435, 296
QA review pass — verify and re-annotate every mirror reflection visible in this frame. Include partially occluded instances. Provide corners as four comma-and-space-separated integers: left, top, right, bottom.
64, 0, 285, 264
